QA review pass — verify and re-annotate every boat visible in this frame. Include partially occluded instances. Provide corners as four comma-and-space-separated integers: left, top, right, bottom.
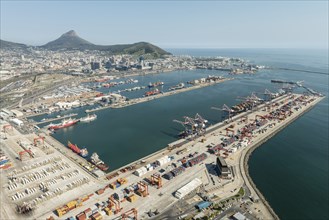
48, 118, 79, 130
89, 152, 109, 171
79, 114, 97, 123
144, 89, 161, 97
148, 81, 164, 88
80, 148, 89, 158
67, 141, 81, 154
169, 83, 185, 91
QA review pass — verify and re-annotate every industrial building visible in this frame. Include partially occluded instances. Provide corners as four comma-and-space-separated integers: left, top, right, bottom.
216, 156, 230, 178
174, 178, 202, 199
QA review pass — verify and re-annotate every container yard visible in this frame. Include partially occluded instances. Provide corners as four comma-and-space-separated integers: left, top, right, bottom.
0, 84, 324, 219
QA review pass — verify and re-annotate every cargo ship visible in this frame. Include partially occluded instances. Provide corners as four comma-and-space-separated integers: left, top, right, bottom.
144, 89, 161, 97
148, 81, 164, 88
79, 114, 97, 123
48, 118, 78, 130
67, 141, 89, 158
169, 83, 185, 91
89, 152, 109, 171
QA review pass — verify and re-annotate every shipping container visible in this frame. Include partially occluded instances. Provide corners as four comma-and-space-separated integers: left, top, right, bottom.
163, 172, 174, 180
96, 189, 104, 195
127, 194, 137, 202
76, 213, 86, 220
84, 208, 92, 217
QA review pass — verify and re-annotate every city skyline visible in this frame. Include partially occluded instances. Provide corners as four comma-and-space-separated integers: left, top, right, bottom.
1, 1, 328, 49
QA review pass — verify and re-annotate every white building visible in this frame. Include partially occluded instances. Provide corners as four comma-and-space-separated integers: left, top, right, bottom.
10, 118, 23, 127
174, 178, 202, 199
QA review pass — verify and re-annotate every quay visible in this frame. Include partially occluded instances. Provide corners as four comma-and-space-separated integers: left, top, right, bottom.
31, 113, 78, 125
0, 90, 324, 220
86, 78, 233, 113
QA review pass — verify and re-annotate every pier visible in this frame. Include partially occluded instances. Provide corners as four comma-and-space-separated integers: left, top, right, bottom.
86, 78, 233, 113
31, 113, 78, 125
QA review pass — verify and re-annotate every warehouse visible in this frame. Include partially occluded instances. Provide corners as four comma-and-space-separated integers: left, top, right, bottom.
174, 178, 202, 199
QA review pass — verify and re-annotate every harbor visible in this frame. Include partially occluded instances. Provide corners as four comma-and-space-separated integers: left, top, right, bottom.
0, 83, 324, 220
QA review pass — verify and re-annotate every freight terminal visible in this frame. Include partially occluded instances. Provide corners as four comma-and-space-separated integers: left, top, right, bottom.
0, 83, 324, 220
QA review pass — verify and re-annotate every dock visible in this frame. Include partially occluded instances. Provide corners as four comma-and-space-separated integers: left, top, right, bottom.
86, 78, 233, 113
31, 113, 78, 125
0, 90, 324, 220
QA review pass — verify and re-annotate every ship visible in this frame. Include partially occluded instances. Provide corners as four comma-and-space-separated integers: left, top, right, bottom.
67, 141, 89, 158
48, 118, 79, 130
80, 148, 89, 158
148, 81, 164, 88
144, 89, 161, 97
79, 114, 97, 123
169, 83, 185, 91
67, 141, 81, 154
89, 152, 109, 171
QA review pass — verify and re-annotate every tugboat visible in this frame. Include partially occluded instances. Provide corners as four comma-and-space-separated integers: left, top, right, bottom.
89, 152, 109, 171
79, 114, 97, 123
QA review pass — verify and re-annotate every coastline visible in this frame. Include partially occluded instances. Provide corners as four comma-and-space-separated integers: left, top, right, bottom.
241, 96, 325, 220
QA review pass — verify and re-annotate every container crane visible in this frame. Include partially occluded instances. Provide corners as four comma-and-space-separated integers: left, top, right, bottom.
122, 208, 138, 220
194, 113, 208, 126
211, 104, 234, 121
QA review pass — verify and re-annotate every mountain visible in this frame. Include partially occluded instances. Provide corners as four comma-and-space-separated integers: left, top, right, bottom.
40, 30, 171, 57
0, 39, 28, 49
41, 30, 94, 50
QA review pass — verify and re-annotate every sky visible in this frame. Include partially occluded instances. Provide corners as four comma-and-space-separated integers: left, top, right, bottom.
0, 1, 328, 48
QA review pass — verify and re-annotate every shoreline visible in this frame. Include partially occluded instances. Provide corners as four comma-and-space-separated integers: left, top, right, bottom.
241, 96, 325, 220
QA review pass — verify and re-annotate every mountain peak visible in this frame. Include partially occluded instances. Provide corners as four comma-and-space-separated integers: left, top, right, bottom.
62, 30, 78, 37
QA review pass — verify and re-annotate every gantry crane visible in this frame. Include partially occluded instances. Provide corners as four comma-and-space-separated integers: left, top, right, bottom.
109, 196, 122, 214
151, 173, 162, 189
34, 136, 45, 146
122, 208, 138, 220
194, 113, 208, 127
137, 181, 149, 197
211, 104, 234, 121
19, 149, 33, 161
255, 115, 266, 121
225, 128, 234, 136
3, 124, 13, 133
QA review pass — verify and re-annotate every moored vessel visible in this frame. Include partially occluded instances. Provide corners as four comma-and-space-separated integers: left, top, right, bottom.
89, 152, 109, 171
48, 118, 78, 130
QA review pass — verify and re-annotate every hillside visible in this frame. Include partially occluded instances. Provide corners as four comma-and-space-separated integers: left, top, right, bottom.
41, 30, 171, 57
0, 39, 28, 49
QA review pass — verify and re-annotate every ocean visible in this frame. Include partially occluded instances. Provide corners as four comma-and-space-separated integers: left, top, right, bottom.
35, 48, 328, 220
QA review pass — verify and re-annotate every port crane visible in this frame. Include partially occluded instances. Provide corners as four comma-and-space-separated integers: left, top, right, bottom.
151, 173, 162, 189
137, 181, 149, 197
109, 196, 122, 214
211, 104, 234, 121
173, 116, 198, 137
34, 136, 45, 146
19, 149, 33, 161
3, 124, 13, 133
122, 208, 138, 220
194, 113, 208, 128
